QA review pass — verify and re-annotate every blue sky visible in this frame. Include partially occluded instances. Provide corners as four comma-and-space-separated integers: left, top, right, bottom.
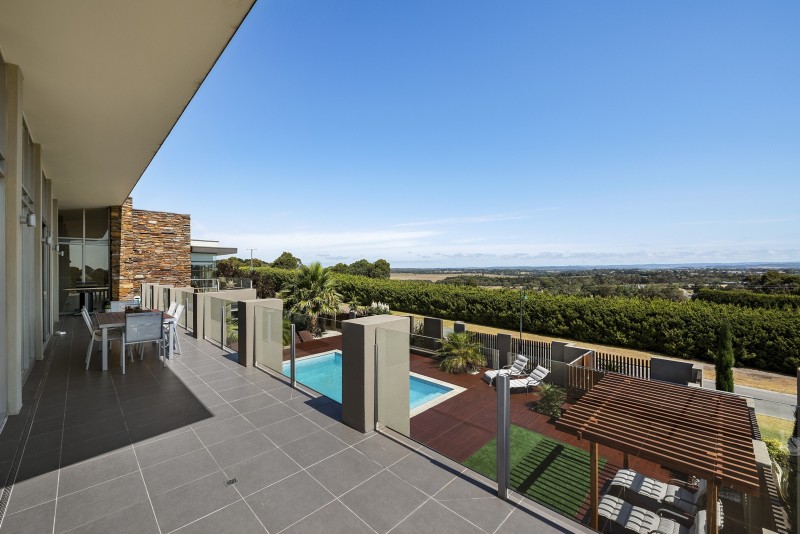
132, 0, 799, 268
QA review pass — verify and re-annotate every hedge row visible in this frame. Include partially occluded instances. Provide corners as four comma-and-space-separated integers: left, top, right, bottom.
246, 267, 800, 373
695, 288, 800, 310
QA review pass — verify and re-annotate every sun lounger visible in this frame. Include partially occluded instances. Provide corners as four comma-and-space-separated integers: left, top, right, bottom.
482, 354, 529, 384
599, 494, 717, 534
509, 365, 550, 393
609, 468, 706, 515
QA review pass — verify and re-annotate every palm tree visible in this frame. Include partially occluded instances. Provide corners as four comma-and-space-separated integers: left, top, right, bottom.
279, 262, 342, 336
436, 332, 484, 374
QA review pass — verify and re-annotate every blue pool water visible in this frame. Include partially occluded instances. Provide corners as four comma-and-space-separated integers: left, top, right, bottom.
282, 351, 452, 409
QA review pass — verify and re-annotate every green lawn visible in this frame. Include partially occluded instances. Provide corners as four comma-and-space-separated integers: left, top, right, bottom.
464, 425, 606, 518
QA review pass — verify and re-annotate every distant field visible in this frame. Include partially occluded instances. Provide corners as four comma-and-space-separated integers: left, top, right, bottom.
390, 272, 509, 282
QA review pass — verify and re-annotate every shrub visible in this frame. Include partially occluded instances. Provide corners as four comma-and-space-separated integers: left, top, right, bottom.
765, 438, 790, 472
532, 383, 565, 419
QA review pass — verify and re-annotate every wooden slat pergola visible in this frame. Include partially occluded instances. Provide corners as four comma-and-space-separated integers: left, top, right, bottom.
555, 373, 761, 534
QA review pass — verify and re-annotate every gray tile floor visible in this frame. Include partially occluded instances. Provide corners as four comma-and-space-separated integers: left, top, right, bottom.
0, 317, 587, 534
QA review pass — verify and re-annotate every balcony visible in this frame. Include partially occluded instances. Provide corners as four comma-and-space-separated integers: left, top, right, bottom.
0, 316, 582, 534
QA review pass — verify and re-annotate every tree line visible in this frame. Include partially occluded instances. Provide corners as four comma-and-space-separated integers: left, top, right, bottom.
215, 252, 390, 279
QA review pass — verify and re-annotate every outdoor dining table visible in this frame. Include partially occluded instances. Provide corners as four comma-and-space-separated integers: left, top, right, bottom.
95, 310, 176, 371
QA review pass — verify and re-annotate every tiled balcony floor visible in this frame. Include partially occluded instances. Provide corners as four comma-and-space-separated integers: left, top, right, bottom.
0, 317, 587, 534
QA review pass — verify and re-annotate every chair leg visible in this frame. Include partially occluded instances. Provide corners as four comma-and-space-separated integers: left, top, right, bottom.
174, 329, 181, 355
85, 339, 94, 369
121, 334, 126, 375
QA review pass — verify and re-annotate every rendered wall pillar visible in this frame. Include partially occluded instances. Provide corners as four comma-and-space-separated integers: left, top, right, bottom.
497, 333, 512, 367
342, 315, 410, 434
238, 298, 282, 367
4, 64, 23, 414
423, 317, 443, 350
454, 321, 466, 334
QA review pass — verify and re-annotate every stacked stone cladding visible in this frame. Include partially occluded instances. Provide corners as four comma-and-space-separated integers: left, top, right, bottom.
111, 197, 190, 300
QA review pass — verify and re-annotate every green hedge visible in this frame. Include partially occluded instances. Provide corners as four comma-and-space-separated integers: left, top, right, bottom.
246, 268, 800, 374
696, 288, 800, 310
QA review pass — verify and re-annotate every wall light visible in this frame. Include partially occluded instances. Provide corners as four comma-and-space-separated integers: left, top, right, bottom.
26, 213, 36, 227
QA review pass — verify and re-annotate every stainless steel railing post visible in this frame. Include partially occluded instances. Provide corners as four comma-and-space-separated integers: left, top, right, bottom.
290, 323, 296, 389
496, 373, 510, 500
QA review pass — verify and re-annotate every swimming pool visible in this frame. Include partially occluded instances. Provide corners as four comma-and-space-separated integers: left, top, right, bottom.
282, 351, 461, 411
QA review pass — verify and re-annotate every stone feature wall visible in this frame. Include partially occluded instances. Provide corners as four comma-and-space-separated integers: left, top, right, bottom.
111, 197, 191, 300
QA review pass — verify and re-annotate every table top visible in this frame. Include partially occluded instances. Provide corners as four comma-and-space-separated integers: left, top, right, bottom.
96, 310, 175, 328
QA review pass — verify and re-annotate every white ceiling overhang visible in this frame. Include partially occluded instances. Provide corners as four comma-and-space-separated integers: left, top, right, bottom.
0, 0, 255, 209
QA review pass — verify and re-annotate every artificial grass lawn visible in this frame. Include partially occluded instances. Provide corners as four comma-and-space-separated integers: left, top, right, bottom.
464, 425, 606, 518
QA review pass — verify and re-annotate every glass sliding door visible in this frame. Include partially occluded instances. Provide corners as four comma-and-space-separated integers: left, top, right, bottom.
57, 209, 110, 314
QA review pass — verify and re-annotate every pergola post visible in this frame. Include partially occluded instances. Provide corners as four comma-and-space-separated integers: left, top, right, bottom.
589, 441, 599, 530
706, 478, 719, 534
623, 451, 629, 469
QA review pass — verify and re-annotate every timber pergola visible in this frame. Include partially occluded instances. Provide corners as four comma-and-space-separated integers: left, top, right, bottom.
556, 373, 760, 534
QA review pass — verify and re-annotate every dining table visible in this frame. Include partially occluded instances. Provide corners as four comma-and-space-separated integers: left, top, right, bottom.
95, 310, 176, 371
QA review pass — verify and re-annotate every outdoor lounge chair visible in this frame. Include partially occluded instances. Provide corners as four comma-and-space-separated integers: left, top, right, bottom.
509, 365, 550, 394
598, 494, 716, 534
608, 468, 707, 515
482, 354, 529, 384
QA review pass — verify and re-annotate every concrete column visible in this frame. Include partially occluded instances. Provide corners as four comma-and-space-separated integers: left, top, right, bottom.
453, 321, 466, 334
238, 298, 282, 368
497, 333, 512, 367
342, 315, 410, 434
4, 64, 24, 414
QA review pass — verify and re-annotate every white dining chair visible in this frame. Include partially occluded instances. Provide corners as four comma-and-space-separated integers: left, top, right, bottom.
121, 311, 165, 374
81, 307, 121, 370
165, 303, 185, 356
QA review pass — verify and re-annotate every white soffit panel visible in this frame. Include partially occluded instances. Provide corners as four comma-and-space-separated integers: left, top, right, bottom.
0, 0, 255, 208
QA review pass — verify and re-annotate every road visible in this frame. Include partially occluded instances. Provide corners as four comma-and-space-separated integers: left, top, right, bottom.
703, 380, 796, 420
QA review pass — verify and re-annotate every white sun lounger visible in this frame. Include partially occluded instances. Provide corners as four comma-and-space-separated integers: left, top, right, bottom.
609, 468, 707, 515
599, 494, 716, 534
482, 354, 529, 384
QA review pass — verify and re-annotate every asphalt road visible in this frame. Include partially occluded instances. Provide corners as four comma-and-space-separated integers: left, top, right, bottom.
703, 379, 796, 420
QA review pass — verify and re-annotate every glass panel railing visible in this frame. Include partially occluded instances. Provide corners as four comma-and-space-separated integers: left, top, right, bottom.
161, 287, 170, 311
204, 296, 224, 346
254, 305, 284, 376
222, 300, 238, 353
503, 359, 603, 526
185, 292, 194, 332
376, 327, 412, 437
284, 313, 342, 398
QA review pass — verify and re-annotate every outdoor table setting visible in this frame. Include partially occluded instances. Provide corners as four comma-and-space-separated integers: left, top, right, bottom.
95, 308, 176, 371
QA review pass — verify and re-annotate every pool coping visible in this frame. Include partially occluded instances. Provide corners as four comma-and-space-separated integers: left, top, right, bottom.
409, 372, 466, 417
286, 351, 466, 416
